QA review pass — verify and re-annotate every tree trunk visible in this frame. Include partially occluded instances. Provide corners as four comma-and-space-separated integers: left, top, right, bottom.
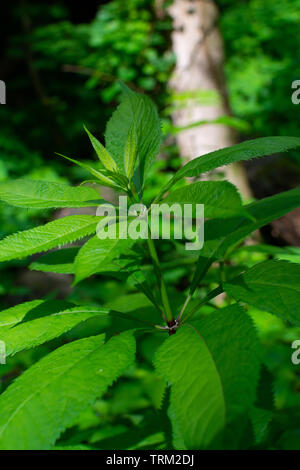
168, 0, 252, 199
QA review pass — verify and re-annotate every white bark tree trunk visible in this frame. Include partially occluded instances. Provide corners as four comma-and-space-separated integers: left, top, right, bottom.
168, 0, 252, 198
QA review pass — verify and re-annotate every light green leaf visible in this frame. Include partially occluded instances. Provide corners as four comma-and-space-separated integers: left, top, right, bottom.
105, 85, 162, 183
0, 300, 44, 329
29, 248, 79, 274
84, 125, 118, 172
154, 137, 300, 201
0, 215, 100, 262
155, 304, 260, 449
0, 305, 109, 356
0, 331, 136, 450
56, 152, 119, 188
0, 180, 102, 209
162, 181, 246, 218
224, 260, 300, 324
124, 123, 138, 180
155, 324, 225, 449
74, 235, 135, 284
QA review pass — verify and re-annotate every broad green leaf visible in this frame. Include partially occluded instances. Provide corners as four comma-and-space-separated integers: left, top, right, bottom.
56, 153, 119, 188
0, 215, 99, 262
162, 181, 246, 218
191, 305, 260, 419
74, 234, 135, 284
155, 304, 260, 449
0, 305, 109, 356
124, 123, 138, 180
29, 247, 79, 274
189, 187, 300, 293
0, 300, 44, 329
154, 137, 300, 201
84, 125, 117, 172
224, 260, 300, 324
156, 322, 226, 450
0, 331, 136, 450
0, 180, 102, 209
105, 85, 162, 182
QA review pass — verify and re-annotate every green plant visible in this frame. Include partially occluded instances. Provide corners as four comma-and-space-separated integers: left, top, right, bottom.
0, 86, 299, 450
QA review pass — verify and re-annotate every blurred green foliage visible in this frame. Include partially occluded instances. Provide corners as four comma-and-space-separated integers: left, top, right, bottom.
219, 0, 300, 151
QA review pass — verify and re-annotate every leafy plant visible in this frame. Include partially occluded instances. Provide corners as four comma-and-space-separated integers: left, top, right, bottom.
0, 86, 299, 450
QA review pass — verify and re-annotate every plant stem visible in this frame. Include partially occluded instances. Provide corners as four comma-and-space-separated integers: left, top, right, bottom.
219, 260, 226, 283
176, 293, 192, 323
146, 235, 174, 326
127, 188, 174, 328
181, 285, 224, 324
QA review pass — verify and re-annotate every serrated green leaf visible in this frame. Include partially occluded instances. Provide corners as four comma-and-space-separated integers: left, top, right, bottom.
0, 300, 44, 330
56, 152, 119, 188
124, 123, 138, 180
155, 323, 225, 450
29, 247, 79, 274
0, 180, 102, 209
0, 299, 73, 328
154, 137, 300, 201
224, 260, 300, 324
0, 331, 136, 450
162, 181, 246, 218
84, 125, 118, 172
74, 234, 135, 284
189, 187, 300, 294
0, 215, 100, 262
0, 305, 109, 356
155, 304, 260, 449
105, 85, 162, 184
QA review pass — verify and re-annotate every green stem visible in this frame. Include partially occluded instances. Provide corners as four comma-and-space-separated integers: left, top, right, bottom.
181, 285, 224, 324
126, 188, 173, 327
219, 260, 226, 283
146, 235, 173, 325
176, 293, 192, 323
